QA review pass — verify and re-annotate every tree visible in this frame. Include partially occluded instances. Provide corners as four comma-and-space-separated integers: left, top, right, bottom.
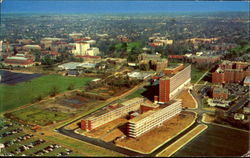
42, 55, 54, 65
67, 83, 75, 90
50, 86, 59, 97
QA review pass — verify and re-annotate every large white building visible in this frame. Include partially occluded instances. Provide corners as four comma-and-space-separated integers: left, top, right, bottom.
72, 42, 99, 56
128, 100, 182, 138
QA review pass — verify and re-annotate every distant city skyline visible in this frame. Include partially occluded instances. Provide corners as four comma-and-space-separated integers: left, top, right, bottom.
1, 0, 249, 14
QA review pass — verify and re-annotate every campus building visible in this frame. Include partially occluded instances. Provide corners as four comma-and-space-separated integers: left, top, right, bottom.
212, 87, 228, 100
212, 61, 250, 84
4, 54, 34, 67
188, 55, 221, 64
128, 100, 182, 138
72, 42, 100, 56
138, 53, 168, 72
158, 65, 191, 103
81, 97, 145, 131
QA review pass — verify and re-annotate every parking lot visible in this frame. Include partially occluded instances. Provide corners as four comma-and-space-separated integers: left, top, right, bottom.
224, 83, 249, 97
0, 118, 78, 156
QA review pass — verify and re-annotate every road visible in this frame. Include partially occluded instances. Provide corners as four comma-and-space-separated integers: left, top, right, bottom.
227, 92, 249, 114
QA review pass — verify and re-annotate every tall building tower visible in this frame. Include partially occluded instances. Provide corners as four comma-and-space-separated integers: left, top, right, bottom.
159, 77, 170, 103
75, 42, 90, 55
158, 65, 191, 104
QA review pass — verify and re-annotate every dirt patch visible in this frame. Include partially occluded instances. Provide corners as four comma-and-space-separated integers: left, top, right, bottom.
177, 90, 196, 109
101, 129, 125, 142
64, 120, 81, 130
58, 95, 90, 109
115, 111, 196, 154
203, 113, 216, 123
84, 117, 128, 139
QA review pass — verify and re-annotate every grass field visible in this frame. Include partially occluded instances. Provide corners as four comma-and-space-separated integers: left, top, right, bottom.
115, 41, 142, 52
125, 88, 146, 99
158, 124, 207, 157
0, 74, 93, 112
172, 125, 249, 157
45, 135, 124, 156
191, 66, 207, 83
7, 106, 72, 126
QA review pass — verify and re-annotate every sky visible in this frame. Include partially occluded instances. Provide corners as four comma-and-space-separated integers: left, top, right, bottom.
1, 0, 249, 14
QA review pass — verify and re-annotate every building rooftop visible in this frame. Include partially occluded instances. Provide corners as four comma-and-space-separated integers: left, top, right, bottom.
6, 56, 28, 61
121, 97, 144, 106
244, 76, 250, 83
141, 102, 159, 108
213, 87, 228, 94
129, 110, 157, 123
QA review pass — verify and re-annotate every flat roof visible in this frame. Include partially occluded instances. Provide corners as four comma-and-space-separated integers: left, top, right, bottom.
129, 110, 156, 123
213, 87, 228, 94
141, 102, 159, 108
121, 97, 144, 106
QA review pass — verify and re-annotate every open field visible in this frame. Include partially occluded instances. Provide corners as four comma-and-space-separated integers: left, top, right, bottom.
172, 125, 249, 157
5, 92, 104, 126
202, 113, 216, 123
157, 124, 207, 157
191, 66, 207, 83
115, 41, 142, 52
116, 111, 196, 154
176, 90, 196, 109
44, 134, 124, 157
125, 88, 146, 99
0, 74, 93, 112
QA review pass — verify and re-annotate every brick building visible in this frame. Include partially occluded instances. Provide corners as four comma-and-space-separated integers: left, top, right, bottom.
163, 64, 184, 75
158, 65, 191, 103
212, 61, 250, 84
188, 55, 221, 64
212, 87, 228, 100
138, 53, 168, 72
4, 54, 34, 67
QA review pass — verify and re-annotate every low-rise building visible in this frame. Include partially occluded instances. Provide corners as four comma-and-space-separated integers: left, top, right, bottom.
4, 54, 34, 67
243, 107, 250, 114
212, 61, 250, 84
212, 87, 228, 100
207, 99, 230, 108
234, 113, 245, 120
23, 45, 41, 51
58, 62, 81, 70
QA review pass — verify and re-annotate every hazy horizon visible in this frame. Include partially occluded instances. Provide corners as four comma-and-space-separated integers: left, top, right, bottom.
1, 0, 249, 14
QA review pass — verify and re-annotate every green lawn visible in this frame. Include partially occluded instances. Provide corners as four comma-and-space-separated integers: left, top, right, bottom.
8, 106, 72, 126
115, 41, 142, 52
0, 74, 93, 112
45, 136, 124, 157
125, 88, 146, 99
191, 66, 207, 83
